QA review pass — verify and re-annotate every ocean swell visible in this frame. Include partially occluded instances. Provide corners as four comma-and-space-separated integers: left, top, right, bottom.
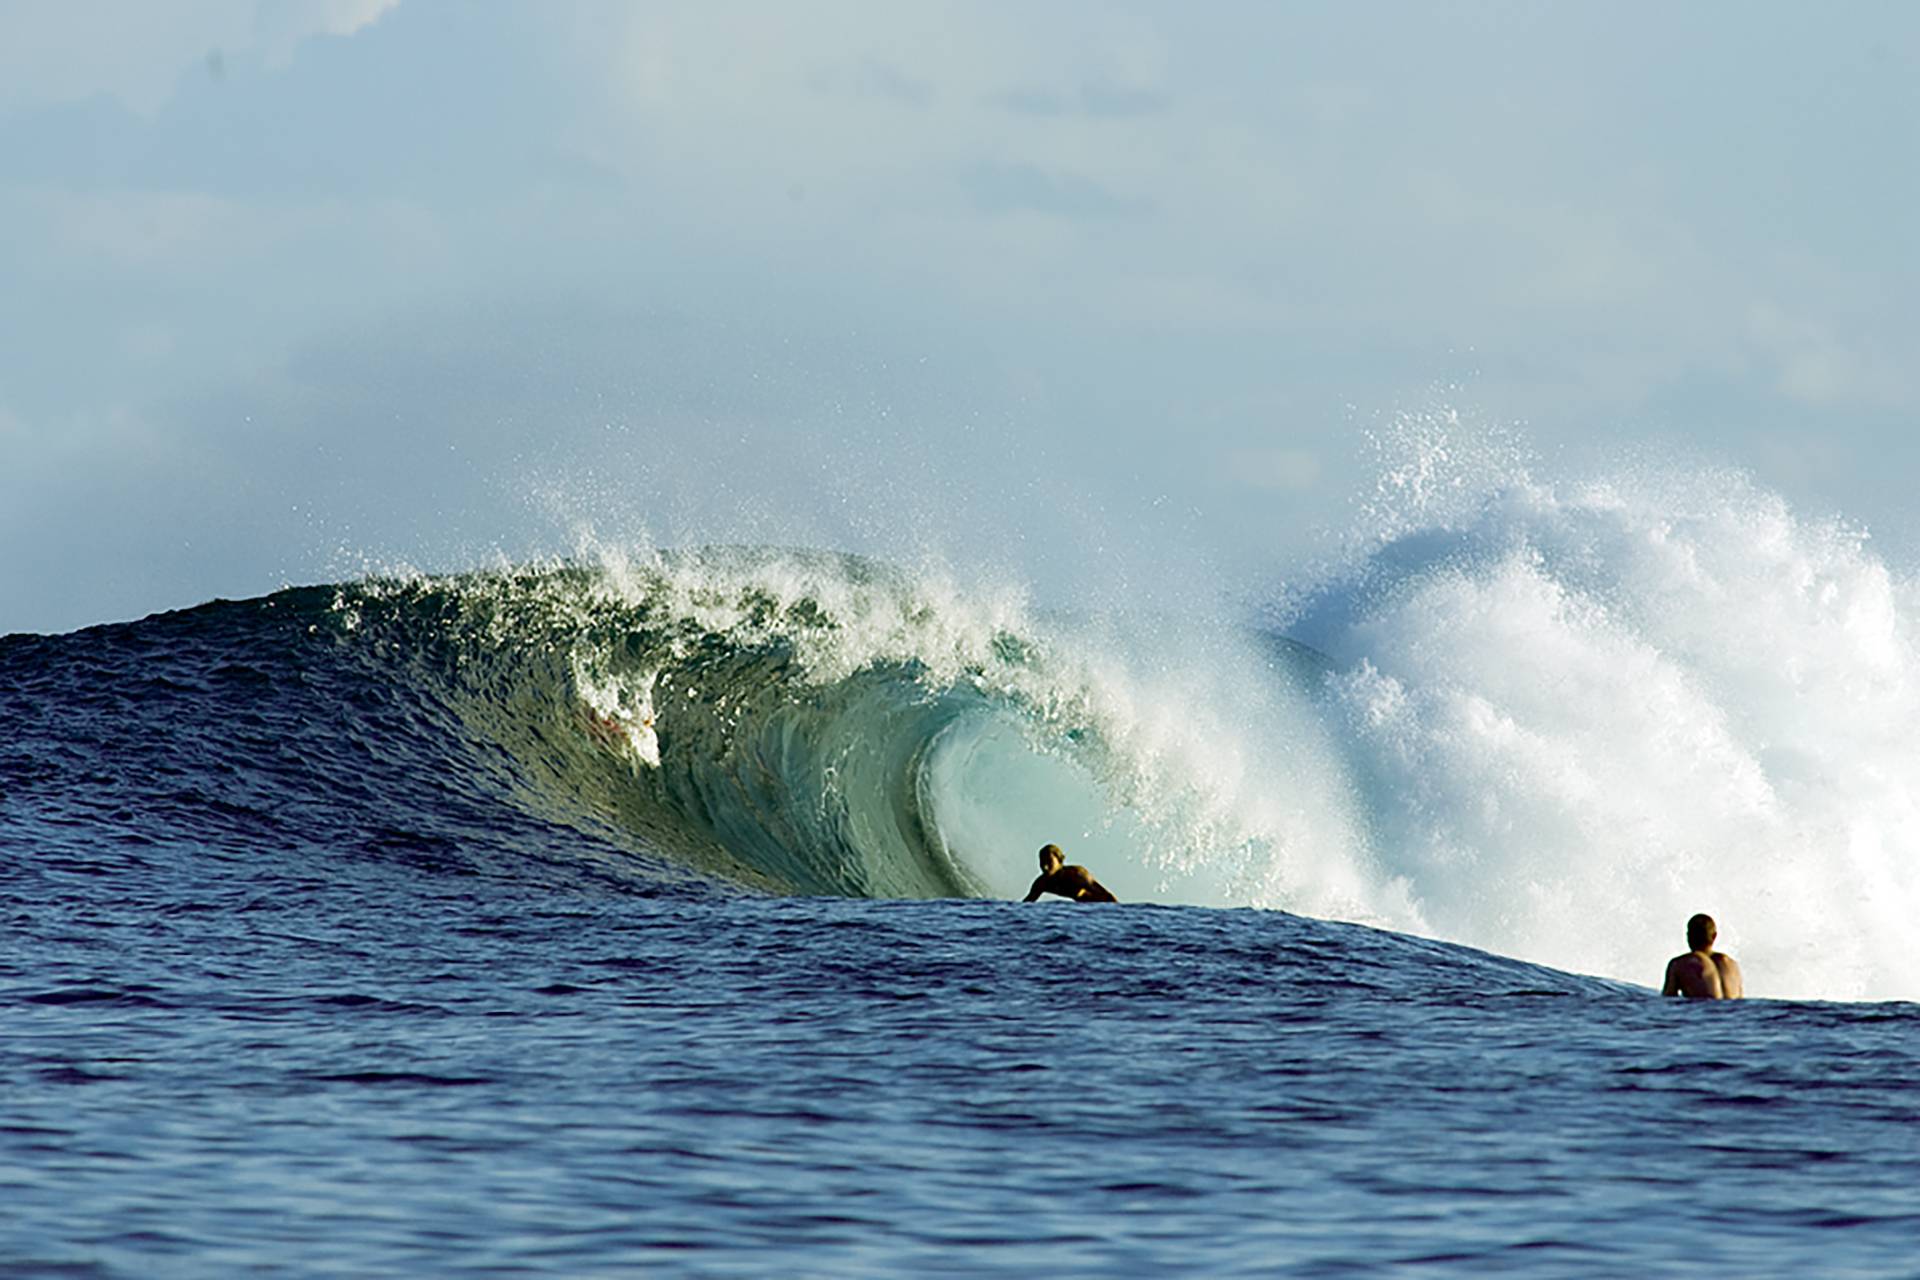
12, 424, 1917, 1002
327, 547, 1366, 908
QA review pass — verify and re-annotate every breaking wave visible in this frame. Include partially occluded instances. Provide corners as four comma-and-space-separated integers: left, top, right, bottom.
9, 416, 1917, 1000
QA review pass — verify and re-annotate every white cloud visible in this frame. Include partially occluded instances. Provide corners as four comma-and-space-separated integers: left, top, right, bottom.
555, 1, 1321, 339
255, 0, 402, 67
0, 0, 400, 114
0, 1, 243, 114
4, 183, 444, 283
4, 1, 1920, 635
1746, 302, 1915, 411
7, 185, 249, 270
582, 2, 1183, 207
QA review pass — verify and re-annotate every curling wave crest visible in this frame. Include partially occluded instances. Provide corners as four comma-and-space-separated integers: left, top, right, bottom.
329, 547, 1372, 912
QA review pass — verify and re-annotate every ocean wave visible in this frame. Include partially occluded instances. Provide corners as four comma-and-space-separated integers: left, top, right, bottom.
10, 420, 1919, 1001
325, 546, 1371, 909
1282, 416, 1920, 1000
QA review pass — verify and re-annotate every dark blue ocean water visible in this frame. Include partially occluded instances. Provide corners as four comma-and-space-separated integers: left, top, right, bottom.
5, 581, 1918, 1277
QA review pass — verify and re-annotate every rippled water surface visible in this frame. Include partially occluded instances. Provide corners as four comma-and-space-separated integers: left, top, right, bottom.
5, 584, 1919, 1277
6, 859, 1917, 1278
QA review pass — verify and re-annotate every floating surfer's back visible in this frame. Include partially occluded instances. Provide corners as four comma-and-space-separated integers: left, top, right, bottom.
1022, 844, 1117, 904
1662, 913, 1743, 998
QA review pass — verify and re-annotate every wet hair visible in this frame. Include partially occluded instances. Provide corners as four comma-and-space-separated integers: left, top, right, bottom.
1038, 843, 1064, 867
1687, 913, 1716, 951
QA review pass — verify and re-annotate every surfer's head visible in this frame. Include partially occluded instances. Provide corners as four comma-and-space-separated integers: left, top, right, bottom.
1037, 844, 1064, 872
1687, 913, 1716, 951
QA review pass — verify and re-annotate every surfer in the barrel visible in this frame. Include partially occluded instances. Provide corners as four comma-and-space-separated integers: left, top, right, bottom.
1022, 843, 1118, 904
1662, 913, 1743, 999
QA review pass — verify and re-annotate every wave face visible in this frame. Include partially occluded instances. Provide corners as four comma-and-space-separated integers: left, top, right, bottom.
0, 548, 1369, 914
318, 546, 1372, 909
5, 424, 1918, 1001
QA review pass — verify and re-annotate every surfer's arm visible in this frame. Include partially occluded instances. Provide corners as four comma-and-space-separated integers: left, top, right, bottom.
1023, 875, 1048, 903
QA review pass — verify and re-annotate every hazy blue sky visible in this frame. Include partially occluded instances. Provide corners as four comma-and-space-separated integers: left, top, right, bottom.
3, 1, 1916, 633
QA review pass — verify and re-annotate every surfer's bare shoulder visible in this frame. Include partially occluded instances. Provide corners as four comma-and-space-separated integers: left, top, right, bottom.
1021, 844, 1118, 904
1711, 952, 1743, 999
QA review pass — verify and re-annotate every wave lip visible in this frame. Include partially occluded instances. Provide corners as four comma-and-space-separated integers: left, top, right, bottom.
327, 550, 1104, 899
325, 545, 1372, 913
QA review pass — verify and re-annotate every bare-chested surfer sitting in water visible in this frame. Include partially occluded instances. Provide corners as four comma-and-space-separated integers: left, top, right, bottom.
1662, 913, 1743, 999
1022, 844, 1117, 904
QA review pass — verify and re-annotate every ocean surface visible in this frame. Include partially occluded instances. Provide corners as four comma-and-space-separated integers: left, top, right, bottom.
6, 454, 1920, 1275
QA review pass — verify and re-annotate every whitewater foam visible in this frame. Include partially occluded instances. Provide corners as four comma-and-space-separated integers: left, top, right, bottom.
327, 420, 1920, 1001
323, 543, 1372, 911
1288, 419, 1920, 1000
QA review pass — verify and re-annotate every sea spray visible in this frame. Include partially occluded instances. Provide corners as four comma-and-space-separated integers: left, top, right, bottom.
1288, 415, 1920, 1000
204, 415, 1920, 1001
328, 544, 1380, 912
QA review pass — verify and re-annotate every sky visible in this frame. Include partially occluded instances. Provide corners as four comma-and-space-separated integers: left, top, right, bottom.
2, 1, 1917, 634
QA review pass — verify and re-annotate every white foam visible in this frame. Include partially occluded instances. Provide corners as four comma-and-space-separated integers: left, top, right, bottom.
523, 433, 1920, 1000
555, 534, 1384, 914
1293, 418, 1920, 1000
